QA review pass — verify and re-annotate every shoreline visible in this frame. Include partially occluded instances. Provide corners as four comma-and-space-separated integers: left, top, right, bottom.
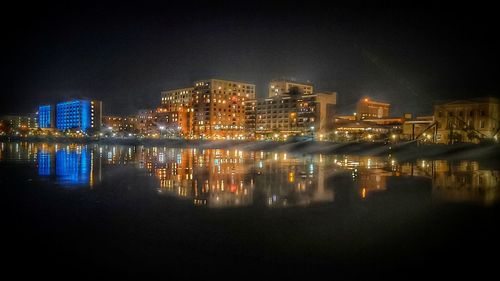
1, 135, 499, 162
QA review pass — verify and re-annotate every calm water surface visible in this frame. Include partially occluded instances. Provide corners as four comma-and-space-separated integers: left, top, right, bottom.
1, 141, 499, 278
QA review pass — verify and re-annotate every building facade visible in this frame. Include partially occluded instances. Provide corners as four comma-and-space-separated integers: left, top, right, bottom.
246, 91, 336, 140
192, 79, 256, 139
434, 97, 499, 144
161, 87, 194, 111
56, 99, 102, 133
0, 114, 38, 133
102, 116, 139, 133
268, 79, 313, 97
356, 98, 390, 120
38, 105, 54, 129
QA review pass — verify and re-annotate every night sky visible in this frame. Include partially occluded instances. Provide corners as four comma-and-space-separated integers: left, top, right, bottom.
2, 1, 498, 116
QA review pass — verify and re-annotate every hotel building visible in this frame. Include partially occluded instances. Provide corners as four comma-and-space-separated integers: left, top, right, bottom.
268, 79, 313, 97
56, 99, 102, 133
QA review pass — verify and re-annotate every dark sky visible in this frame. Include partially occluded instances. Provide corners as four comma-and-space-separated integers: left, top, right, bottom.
2, 1, 498, 116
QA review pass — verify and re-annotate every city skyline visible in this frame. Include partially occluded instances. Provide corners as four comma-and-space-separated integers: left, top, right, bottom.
2, 2, 498, 116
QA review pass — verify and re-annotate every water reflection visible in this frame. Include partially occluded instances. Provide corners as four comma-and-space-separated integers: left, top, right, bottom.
1, 141, 498, 207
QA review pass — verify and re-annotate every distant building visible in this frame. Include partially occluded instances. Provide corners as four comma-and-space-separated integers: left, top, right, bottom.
0, 114, 38, 132
246, 90, 336, 140
102, 115, 138, 133
38, 105, 54, 128
356, 98, 390, 120
56, 99, 102, 133
333, 118, 389, 141
137, 109, 154, 134
434, 97, 499, 144
268, 79, 313, 97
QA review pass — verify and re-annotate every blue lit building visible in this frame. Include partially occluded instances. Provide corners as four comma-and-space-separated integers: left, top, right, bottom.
56, 99, 102, 133
38, 105, 54, 128
56, 146, 90, 186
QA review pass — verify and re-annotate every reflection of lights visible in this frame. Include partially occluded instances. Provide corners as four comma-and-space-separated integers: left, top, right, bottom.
362, 188, 366, 199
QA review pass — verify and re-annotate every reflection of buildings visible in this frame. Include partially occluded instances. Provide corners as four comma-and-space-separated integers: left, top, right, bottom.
401, 160, 499, 205
247, 152, 335, 207
141, 148, 254, 208
139, 149, 335, 208
36, 144, 102, 187
333, 155, 393, 199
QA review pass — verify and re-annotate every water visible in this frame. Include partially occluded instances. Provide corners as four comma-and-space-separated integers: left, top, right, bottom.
1, 141, 499, 278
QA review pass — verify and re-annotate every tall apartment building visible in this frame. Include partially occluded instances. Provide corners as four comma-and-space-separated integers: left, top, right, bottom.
268, 79, 313, 97
356, 97, 390, 119
192, 79, 255, 139
56, 99, 102, 133
434, 97, 499, 144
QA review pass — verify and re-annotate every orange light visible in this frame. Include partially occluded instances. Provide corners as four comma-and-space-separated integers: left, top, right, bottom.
364, 98, 368, 102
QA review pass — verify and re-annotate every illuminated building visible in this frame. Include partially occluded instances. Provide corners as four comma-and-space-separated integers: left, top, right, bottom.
0, 114, 38, 132
56, 99, 102, 133
332, 118, 389, 141
102, 116, 138, 133
137, 109, 154, 134
247, 90, 336, 140
153, 107, 187, 138
161, 87, 194, 111
38, 105, 54, 128
157, 88, 196, 137
356, 97, 390, 120
268, 79, 313, 97
192, 79, 255, 139
434, 97, 499, 144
